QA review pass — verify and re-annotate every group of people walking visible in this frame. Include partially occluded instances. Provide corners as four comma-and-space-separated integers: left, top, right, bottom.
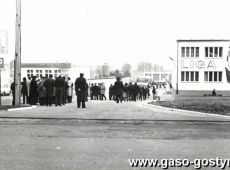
10, 73, 173, 108
11, 74, 74, 106
109, 77, 151, 103
89, 83, 107, 100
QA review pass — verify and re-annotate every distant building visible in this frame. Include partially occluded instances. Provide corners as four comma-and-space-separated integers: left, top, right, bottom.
0, 30, 10, 89
132, 71, 172, 83
90, 63, 110, 79
177, 39, 230, 96
11, 62, 72, 80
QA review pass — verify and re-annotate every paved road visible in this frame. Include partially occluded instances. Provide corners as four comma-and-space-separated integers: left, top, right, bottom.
0, 100, 230, 170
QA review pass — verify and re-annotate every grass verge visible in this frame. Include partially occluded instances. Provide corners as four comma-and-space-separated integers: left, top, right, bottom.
149, 97, 230, 115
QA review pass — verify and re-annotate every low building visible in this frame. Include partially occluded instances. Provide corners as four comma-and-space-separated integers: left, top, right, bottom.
132, 71, 172, 83
176, 39, 230, 96
20, 63, 71, 79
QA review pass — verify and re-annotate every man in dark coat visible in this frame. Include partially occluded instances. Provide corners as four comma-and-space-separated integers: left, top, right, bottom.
113, 77, 124, 103
75, 73, 87, 108
90, 84, 94, 100
54, 75, 64, 106
29, 76, 38, 105
21, 77, 28, 104
62, 77, 68, 105
44, 74, 55, 106
10, 81, 15, 105
128, 83, 133, 101
133, 82, 140, 102
109, 84, 114, 100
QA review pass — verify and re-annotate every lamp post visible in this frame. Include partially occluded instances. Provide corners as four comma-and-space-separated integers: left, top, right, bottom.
14, 0, 21, 106
168, 56, 178, 94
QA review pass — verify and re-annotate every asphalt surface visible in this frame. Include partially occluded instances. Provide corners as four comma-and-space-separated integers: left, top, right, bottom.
0, 99, 230, 170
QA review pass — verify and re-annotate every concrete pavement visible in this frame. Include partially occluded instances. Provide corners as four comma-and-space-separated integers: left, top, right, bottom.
0, 98, 230, 170
0, 98, 230, 122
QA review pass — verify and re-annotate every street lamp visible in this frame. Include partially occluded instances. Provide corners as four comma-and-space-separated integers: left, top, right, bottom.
168, 56, 178, 94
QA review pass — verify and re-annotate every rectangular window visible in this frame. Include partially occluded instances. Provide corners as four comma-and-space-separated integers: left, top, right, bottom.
209, 47, 213, 57
181, 71, 199, 82
181, 47, 185, 57
31, 70, 33, 73
205, 71, 222, 82
45, 70, 48, 73
186, 47, 189, 57
204, 71, 208, 81
195, 47, 199, 57
181, 72, 185, 81
214, 47, 218, 57
27, 70, 30, 73
219, 72, 222, 81
214, 72, 218, 81
58, 70, 61, 73
205, 47, 223, 58
40, 70, 42, 73
49, 70, 52, 73
219, 47, 223, 57
205, 47, 208, 57
186, 71, 189, 81
36, 70, 39, 73
190, 72, 194, 81
54, 70, 57, 73
209, 72, 213, 81
195, 72, 199, 81
191, 47, 194, 57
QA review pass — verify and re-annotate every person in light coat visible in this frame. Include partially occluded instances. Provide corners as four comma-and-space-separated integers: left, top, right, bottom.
66, 77, 73, 103
100, 83, 106, 100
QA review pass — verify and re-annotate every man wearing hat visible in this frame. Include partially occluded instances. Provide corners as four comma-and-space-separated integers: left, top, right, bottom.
113, 77, 124, 103
75, 73, 88, 108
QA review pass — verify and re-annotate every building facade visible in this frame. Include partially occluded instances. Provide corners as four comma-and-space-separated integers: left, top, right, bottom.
177, 39, 230, 96
20, 63, 71, 79
132, 71, 172, 83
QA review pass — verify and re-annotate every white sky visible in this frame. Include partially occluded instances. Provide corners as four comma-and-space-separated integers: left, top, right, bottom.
1, 0, 230, 69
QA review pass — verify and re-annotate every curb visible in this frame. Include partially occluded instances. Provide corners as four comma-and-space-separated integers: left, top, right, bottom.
0, 117, 230, 122
7, 106, 37, 112
140, 101, 230, 119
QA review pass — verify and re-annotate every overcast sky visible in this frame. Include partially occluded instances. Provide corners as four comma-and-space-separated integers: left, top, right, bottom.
1, 0, 230, 69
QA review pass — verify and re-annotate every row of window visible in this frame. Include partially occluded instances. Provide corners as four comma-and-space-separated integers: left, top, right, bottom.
181, 47, 199, 57
181, 71, 199, 82
181, 47, 223, 58
27, 73, 59, 79
181, 71, 223, 82
205, 47, 223, 58
27, 70, 61, 73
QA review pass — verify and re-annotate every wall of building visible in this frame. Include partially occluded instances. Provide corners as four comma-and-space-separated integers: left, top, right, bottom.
177, 40, 230, 96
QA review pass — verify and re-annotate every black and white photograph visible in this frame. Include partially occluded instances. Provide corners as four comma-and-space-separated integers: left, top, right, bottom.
0, 0, 230, 169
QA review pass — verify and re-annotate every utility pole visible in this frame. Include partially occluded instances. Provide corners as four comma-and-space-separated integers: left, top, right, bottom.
15, 0, 21, 106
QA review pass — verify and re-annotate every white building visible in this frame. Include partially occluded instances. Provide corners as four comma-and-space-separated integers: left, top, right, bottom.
132, 71, 172, 83
176, 39, 230, 96
20, 63, 71, 79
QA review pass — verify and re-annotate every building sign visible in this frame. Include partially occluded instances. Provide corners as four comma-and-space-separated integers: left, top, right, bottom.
181, 60, 216, 69
0, 58, 4, 68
